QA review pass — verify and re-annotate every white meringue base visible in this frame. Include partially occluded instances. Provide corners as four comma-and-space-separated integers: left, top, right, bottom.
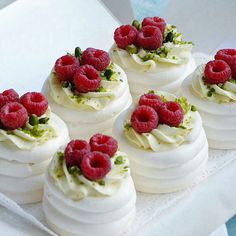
0, 114, 69, 204
116, 56, 196, 98
42, 74, 132, 140
113, 109, 208, 194
182, 76, 236, 149
43, 171, 136, 236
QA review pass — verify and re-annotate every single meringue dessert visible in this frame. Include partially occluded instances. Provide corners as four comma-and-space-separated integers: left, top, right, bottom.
113, 90, 208, 193
182, 48, 236, 149
110, 16, 196, 97
43, 133, 136, 236
42, 47, 132, 139
0, 89, 69, 204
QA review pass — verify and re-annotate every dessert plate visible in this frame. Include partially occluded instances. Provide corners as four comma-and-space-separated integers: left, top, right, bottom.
0, 53, 235, 236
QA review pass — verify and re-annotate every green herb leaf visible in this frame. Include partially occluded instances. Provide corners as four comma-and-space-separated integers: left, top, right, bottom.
98, 180, 105, 186
61, 81, 69, 88
164, 31, 174, 43
75, 47, 82, 60
29, 114, 39, 126
132, 19, 141, 30
38, 117, 50, 124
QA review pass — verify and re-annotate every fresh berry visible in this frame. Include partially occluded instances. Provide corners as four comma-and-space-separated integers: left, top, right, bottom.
64, 140, 91, 167
159, 101, 184, 127
142, 16, 166, 34
114, 25, 138, 49
0, 102, 28, 130
139, 93, 163, 113
204, 60, 231, 85
0, 89, 19, 109
20, 92, 48, 117
74, 65, 101, 93
81, 151, 111, 181
131, 105, 158, 133
89, 133, 118, 157
54, 55, 80, 81
81, 48, 110, 71
231, 63, 236, 79
137, 26, 163, 50
215, 49, 236, 68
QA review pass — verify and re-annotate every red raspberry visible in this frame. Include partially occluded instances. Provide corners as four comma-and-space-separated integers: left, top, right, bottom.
139, 93, 163, 113
159, 101, 184, 127
20, 92, 48, 117
81, 48, 110, 71
204, 60, 231, 85
74, 65, 101, 93
89, 133, 118, 157
231, 63, 236, 79
114, 25, 138, 49
0, 102, 28, 130
131, 105, 158, 133
81, 151, 111, 181
215, 49, 236, 68
142, 16, 166, 34
64, 140, 91, 167
0, 89, 19, 109
137, 26, 163, 50
54, 55, 80, 81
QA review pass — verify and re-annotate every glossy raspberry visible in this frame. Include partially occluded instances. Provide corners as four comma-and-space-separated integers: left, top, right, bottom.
114, 25, 138, 49
142, 16, 166, 34
0, 102, 28, 130
89, 133, 118, 157
204, 60, 231, 85
137, 26, 163, 50
139, 93, 163, 113
215, 49, 236, 68
0, 89, 19, 109
81, 151, 111, 181
20, 92, 48, 117
159, 101, 184, 127
64, 140, 91, 167
74, 65, 101, 93
131, 105, 158, 133
54, 55, 80, 81
81, 48, 110, 71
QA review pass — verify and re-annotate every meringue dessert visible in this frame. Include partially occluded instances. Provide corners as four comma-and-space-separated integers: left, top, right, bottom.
182, 48, 236, 149
0, 89, 69, 204
113, 90, 208, 193
43, 134, 136, 236
42, 47, 132, 139
110, 16, 196, 97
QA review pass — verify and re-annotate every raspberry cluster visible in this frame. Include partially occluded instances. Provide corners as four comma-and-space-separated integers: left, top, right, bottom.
64, 133, 118, 181
130, 92, 184, 133
0, 89, 48, 130
54, 47, 111, 94
204, 48, 236, 85
114, 16, 166, 51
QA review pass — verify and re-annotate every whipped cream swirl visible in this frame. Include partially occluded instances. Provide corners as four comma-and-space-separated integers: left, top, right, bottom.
124, 92, 196, 151
192, 65, 236, 103
49, 63, 122, 111
50, 150, 130, 200
0, 109, 57, 150
110, 25, 193, 73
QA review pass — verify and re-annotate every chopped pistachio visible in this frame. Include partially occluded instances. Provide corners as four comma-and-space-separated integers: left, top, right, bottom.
29, 114, 39, 126
175, 97, 191, 114
104, 69, 113, 80
126, 44, 138, 54
74, 47, 82, 60
115, 156, 124, 165
39, 117, 50, 124
148, 90, 155, 94
160, 95, 168, 102
191, 105, 197, 112
21, 126, 44, 138
124, 122, 132, 130
98, 180, 105, 186
61, 81, 69, 88
96, 87, 107, 92
179, 125, 186, 129
68, 166, 82, 175
57, 152, 64, 165
132, 19, 141, 30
